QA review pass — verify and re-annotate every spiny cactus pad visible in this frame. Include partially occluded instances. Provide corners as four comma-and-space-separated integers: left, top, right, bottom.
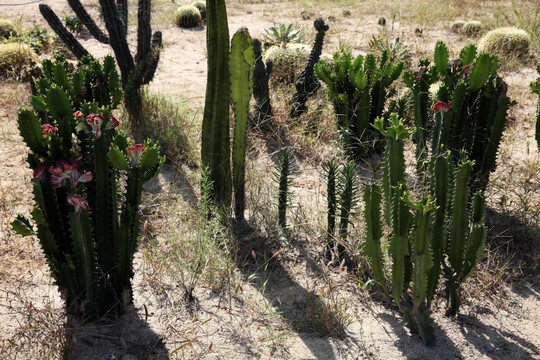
463, 21, 482, 37
175, 5, 202, 28
191, 1, 206, 21
478, 27, 531, 58
0, 43, 38, 76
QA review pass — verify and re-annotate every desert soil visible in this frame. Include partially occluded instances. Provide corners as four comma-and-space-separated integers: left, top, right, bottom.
1, 1, 540, 359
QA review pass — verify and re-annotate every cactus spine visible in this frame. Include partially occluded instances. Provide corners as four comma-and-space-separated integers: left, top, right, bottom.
201, 0, 232, 210
230, 29, 254, 220
252, 38, 273, 124
39, 0, 162, 126
289, 18, 329, 118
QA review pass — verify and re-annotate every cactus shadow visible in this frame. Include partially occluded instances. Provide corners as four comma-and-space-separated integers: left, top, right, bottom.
457, 313, 540, 359
232, 219, 358, 359
64, 305, 169, 359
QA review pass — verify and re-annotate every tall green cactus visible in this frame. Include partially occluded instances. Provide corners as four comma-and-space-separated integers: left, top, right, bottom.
230, 29, 254, 220
201, 0, 232, 211
531, 65, 540, 149
336, 163, 359, 261
39, 0, 162, 126
289, 18, 329, 118
315, 49, 404, 158
252, 38, 273, 125
12, 82, 164, 320
273, 148, 296, 245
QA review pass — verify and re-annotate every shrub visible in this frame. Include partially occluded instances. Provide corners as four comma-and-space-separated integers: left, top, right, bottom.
175, 5, 203, 28
191, 1, 207, 21
478, 27, 531, 58
264, 44, 310, 85
463, 21, 483, 37
0, 43, 38, 77
0, 18, 16, 39
451, 20, 465, 34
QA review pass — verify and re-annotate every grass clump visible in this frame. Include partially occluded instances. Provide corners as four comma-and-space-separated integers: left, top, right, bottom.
0, 43, 38, 77
175, 5, 203, 28
463, 21, 483, 37
264, 44, 310, 86
478, 27, 531, 59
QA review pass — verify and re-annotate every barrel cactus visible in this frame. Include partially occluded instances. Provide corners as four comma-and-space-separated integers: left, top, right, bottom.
191, 1, 207, 21
0, 18, 16, 39
463, 21, 482, 37
264, 44, 310, 85
0, 43, 38, 76
450, 20, 465, 34
478, 27, 531, 58
175, 5, 203, 28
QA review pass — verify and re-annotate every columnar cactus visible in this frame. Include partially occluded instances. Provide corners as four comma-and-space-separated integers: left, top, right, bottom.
336, 162, 358, 261
252, 38, 273, 125
39, 0, 162, 126
289, 18, 329, 118
274, 148, 296, 245
12, 77, 163, 320
531, 65, 540, 149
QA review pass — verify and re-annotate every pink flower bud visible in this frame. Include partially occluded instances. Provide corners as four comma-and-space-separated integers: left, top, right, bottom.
67, 194, 89, 213
433, 101, 451, 113
86, 113, 104, 140
415, 66, 427, 81
105, 114, 121, 130
74, 110, 84, 121
41, 124, 58, 137
33, 163, 46, 182
125, 144, 145, 166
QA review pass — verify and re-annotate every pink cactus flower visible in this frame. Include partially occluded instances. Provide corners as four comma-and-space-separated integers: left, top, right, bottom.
433, 101, 452, 113
125, 144, 145, 166
49, 159, 93, 188
86, 113, 104, 140
415, 66, 427, 81
450, 58, 462, 73
67, 194, 89, 213
74, 110, 84, 121
42, 124, 58, 137
462, 64, 471, 75
33, 163, 47, 182
105, 114, 121, 130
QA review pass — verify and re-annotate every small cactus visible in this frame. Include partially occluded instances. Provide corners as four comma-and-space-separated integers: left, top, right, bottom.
264, 44, 310, 85
478, 27, 531, 59
175, 5, 203, 28
191, 1, 207, 21
0, 43, 38, 76
463, 21, 482, 37
273, 148, 296, 246
378, 16, 386, 26
450, 20, 465, 34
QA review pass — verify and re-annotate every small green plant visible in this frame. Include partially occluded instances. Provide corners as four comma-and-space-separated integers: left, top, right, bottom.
463, 21, 483, 37
532, 65, 540, 149
191, 1, 207, 21
290, 18, 329, 118
175, 5, 203, 28
478, 27, 531, 59
252, 38, 273, 124
63, 13, 83, 33
263, 23, 303, 46
315, 48, 404, 158
273, 148, 296, 246
12, 83, 164, 320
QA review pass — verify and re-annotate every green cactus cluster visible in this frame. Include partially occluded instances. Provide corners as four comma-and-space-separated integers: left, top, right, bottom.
12, 61, 164, 319
404, 42, 512, 191
362, 114, 487, 344
532, 66, 540, 150
252, 38, 273, 125
315, 49, 404, 158
289, 18, 329, 118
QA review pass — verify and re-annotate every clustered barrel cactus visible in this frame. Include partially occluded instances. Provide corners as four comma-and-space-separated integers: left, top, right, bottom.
315, 49, 404, 158
362, 114, 487, 344
39, 0, 162, 126
12, 60, 163, 319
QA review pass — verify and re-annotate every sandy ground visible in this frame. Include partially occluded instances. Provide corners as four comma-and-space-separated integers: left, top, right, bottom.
1, 1, 540, 359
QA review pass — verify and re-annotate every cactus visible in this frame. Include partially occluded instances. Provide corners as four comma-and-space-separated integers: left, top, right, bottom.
378, 17, 386, 26
230, 29, 254, 220
39, 0, 162, 127
201, 0, 232, 211
478, 27, 531, 59
0, 43, 38, 77
12, 80, 164, 320
252, 38, 273, 125
336, 162, 359, 261
315, 49, 404, 158
191, 1, 207, 21
175, 5, 203, 28
463, 21, 482, 37
263, 23, 303, 46
451, 20, 465, 34
289, 18, 329, 118
532, 66, 540, 150
273, 149, 296, 245
323, 161, 338, 259
264, 44, 310, 85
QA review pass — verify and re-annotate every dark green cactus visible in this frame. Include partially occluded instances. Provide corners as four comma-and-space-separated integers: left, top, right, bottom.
252, 38, 273, 125
323, 160, 338, 259
39, 0, 162, 126
273, 148, 296, 246
315, 49, 404, 158
201, 0, 232, 211
12, 81, 164, 320
230, 28, 254, 220
336, 162, 359, 261
531, 65, 540, 149
289, 18, 329, 118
